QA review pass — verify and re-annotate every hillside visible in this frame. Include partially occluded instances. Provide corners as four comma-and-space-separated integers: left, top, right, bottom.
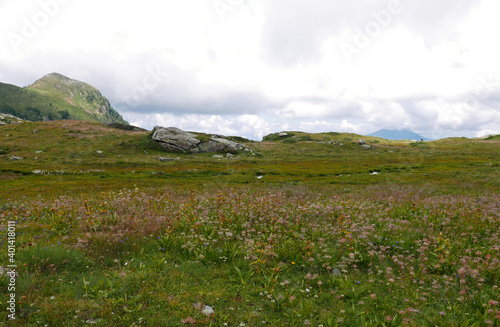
367, 129, 432, 141
0, 73, 127, 124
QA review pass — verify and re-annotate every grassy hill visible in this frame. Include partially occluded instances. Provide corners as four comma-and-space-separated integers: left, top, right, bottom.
0, 73, 127, 123
0, 121, 499, 326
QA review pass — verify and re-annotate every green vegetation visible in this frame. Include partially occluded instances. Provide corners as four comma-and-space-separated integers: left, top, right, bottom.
0, 73, 127, 124
0, 121, 499, 326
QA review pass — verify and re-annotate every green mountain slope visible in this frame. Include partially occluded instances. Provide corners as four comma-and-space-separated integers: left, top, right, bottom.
0, 73, 127, 124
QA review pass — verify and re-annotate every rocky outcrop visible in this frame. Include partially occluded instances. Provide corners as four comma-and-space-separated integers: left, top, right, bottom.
0, 113, 24, 125
151, 126, 253, 154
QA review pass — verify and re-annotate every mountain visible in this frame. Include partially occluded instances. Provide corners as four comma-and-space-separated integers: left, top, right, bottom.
0, 73, 127, 124
367, 129, 432, 141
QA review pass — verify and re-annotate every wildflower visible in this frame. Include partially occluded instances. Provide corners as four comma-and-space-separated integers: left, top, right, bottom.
370, 294, 376, 299
489, 300, 498, 306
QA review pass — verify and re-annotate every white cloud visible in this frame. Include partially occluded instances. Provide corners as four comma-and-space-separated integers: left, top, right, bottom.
0, 0, 499, 139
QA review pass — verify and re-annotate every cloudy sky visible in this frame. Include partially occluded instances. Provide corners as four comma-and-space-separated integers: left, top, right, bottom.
1, 0, 499, 140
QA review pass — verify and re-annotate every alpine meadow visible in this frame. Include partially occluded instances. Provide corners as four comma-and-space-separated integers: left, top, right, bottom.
0, 118, 499, 326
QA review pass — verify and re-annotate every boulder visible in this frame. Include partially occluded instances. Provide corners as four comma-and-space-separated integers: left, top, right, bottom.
152, 126, 252, 154
361, 144, 372, 150
152, 127, 200, 152
358, 139, 366, 145
279, 132, 288, 137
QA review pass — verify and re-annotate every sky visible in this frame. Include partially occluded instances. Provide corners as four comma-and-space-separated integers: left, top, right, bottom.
1, 0, 499, 140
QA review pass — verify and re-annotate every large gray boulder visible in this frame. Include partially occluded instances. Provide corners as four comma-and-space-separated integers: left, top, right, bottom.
151, 126, 252, 154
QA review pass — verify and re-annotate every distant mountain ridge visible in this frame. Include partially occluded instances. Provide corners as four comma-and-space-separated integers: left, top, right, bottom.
368, 129, 432, 141
0, 73, 127, 124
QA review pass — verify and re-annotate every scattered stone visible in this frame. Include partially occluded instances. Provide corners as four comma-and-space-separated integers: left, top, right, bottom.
95, 150, 103, 155
279, 132, 288, 137
193, 302, 215, 315
159, 157, 174, 162
226, 153, 235, 158
202, 305, 215, 315
361, 145, 372, 150
358, 139, 366, 145
212, 155, 224, 158
35, 151, 43, 154
9, 156, 23, 161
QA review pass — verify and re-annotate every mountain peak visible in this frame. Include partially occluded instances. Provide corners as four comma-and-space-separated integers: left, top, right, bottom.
0, 73, 127, 124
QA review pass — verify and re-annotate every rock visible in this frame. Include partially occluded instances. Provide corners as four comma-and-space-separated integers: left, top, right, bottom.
159, 157, 174, 162
212, 155, 224, 158
152, 126, 252, 154
9, 156, 23, 161
226, 153, 235, 158
198, 138, 248, 153
152, 127, 200, 152
358, 139, 366, 145
193, 303, 215, 315
95, 150, 103, 155
85, 318, 101, 325
202, 305, 215, 315
279, 132, 288, 137
104, 122, 147, 132
0, 113, 24, 125
361, 145, 372, 150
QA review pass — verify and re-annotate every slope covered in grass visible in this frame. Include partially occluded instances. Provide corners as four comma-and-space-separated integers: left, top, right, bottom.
0, 73, 127, 123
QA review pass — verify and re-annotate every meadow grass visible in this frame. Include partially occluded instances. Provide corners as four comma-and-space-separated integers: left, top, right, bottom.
0, 121, 499, 326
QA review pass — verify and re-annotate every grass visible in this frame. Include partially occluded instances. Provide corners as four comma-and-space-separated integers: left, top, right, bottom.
0, 120, 499, 326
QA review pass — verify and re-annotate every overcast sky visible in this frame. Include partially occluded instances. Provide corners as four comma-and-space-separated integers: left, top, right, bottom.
1, 0, 499, 140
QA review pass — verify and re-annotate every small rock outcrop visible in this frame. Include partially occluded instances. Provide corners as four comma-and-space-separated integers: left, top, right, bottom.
358, 139, 366, 145
151, 126, 252, 154
0, 113, 24, 125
